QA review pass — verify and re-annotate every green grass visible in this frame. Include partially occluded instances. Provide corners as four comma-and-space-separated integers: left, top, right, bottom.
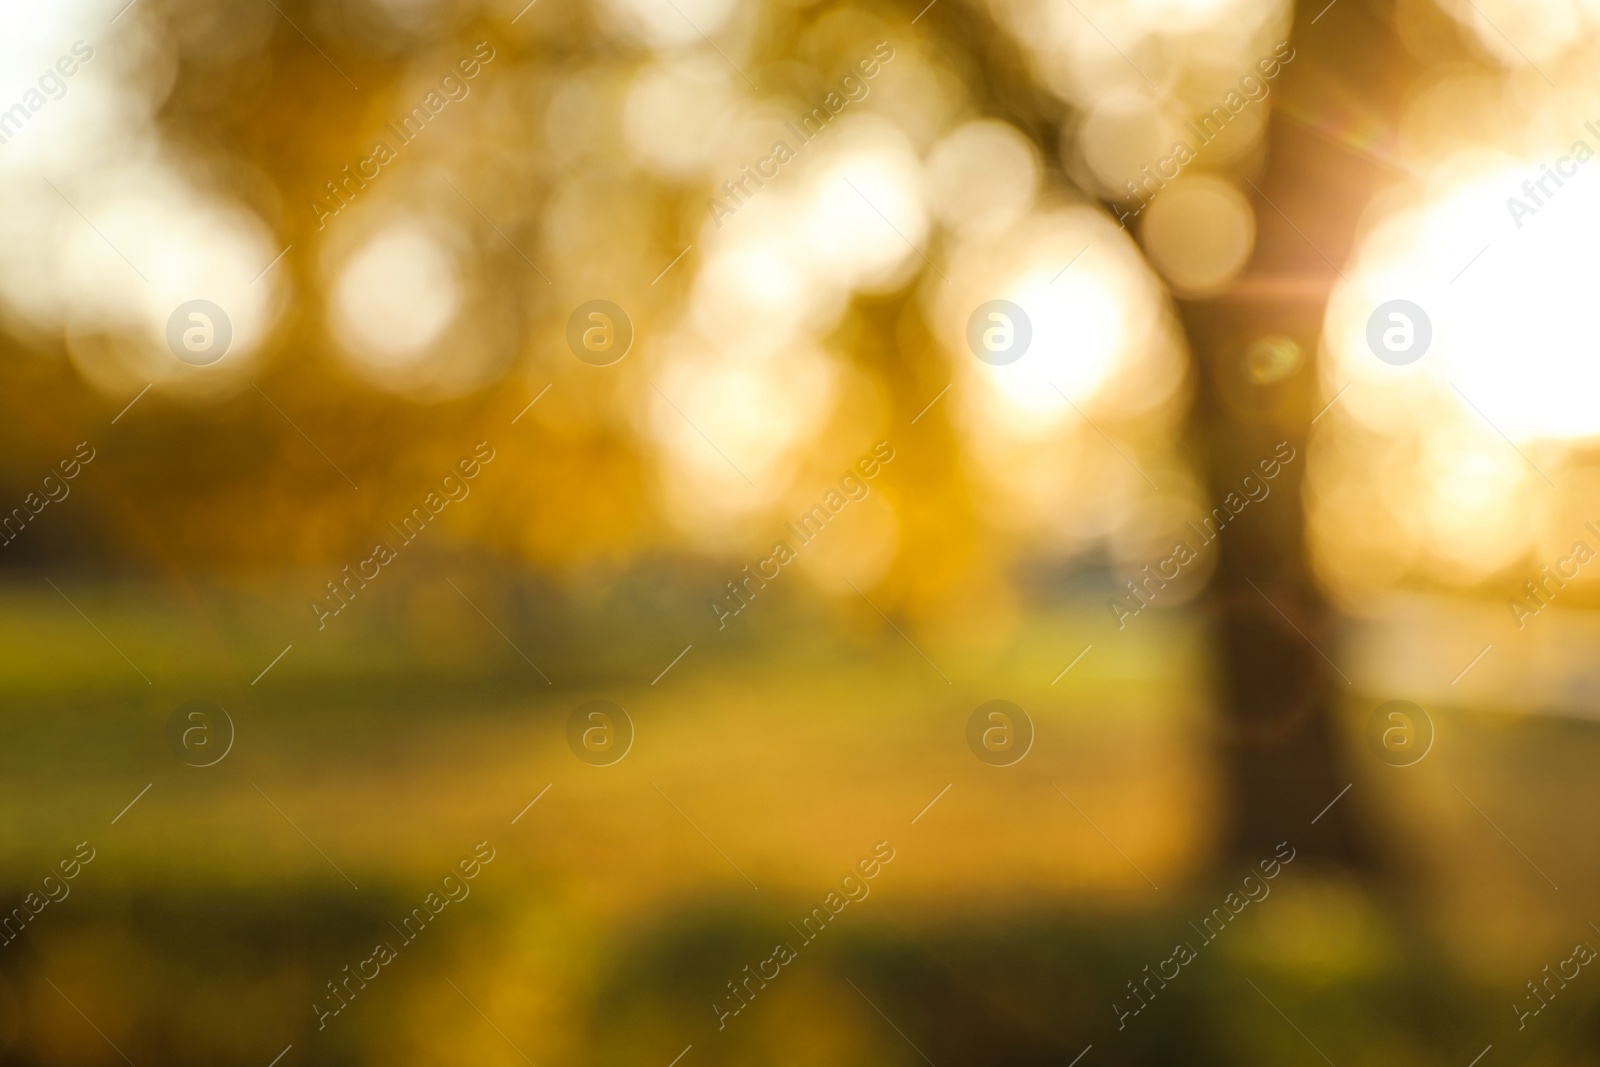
2, 577, 1598, 1064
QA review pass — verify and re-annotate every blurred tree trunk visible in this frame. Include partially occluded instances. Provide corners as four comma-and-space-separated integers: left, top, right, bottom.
950, 0, 1416, 866
1178, 290, 1374, 865
1175, 0, 1406, 867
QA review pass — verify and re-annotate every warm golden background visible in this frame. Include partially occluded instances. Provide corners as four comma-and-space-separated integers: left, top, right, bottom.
2, 0, 1599, 1063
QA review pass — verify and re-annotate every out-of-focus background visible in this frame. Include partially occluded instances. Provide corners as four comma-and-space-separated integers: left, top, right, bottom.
3, 0, 1600, 1062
